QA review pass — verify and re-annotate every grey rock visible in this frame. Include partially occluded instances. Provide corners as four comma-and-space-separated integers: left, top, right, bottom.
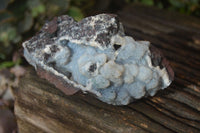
23, 14, 174, 105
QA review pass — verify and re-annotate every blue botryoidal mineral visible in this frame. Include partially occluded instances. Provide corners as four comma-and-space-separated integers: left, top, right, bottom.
23, 14, 174, 105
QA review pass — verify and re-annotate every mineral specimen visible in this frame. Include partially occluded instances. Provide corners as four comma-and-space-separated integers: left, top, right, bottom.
22, 14, 174, 105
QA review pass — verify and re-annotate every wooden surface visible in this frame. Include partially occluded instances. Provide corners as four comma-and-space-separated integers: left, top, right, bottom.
15, 4, 200, 133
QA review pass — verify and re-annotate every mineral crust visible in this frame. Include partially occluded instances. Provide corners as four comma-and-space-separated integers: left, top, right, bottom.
23, 14, 174, 105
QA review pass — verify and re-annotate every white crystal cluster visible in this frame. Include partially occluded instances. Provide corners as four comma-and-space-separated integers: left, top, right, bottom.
23, 14, 173, 105
39, 36, 170, 105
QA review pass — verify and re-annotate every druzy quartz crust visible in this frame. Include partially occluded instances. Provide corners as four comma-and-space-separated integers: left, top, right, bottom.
23, 14, 174, 105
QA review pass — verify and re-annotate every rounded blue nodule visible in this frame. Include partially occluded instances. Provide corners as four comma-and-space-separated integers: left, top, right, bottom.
60, 39, 69, 46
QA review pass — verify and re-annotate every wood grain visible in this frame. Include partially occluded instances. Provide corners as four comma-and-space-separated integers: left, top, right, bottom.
15, 4, 200, 133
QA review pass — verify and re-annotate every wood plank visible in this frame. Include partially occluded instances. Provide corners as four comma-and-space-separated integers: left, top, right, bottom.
16, 70, 150, 133
15, 4, 200, 133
